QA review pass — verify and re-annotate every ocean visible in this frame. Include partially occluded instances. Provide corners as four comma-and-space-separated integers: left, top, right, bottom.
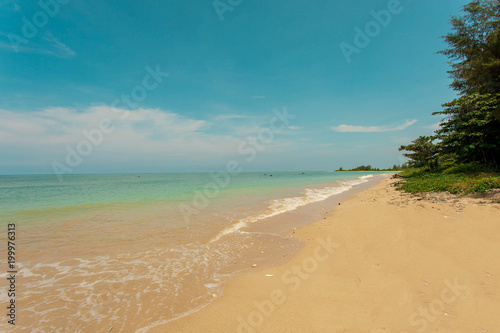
0, 171, 387, 332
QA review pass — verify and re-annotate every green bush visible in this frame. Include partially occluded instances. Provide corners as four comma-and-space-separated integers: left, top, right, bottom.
396, 166, 500, 194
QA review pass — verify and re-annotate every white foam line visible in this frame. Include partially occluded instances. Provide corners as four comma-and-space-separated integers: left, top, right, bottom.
135, 303, 211, 333
210, 176, 372, 243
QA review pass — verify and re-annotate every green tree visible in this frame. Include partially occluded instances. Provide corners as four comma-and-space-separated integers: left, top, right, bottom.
433, 93, 500, 167
403, 0, 500, 171
439, 0, 500, 95
399, 136, 439, 169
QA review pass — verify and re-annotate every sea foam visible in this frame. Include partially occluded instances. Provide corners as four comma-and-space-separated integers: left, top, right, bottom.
210, 175, 373, 242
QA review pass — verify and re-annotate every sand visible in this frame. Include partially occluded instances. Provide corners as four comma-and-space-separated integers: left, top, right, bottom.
148, 177, 500, 333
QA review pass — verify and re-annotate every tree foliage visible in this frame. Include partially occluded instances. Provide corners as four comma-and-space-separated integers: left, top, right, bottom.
439, 0, 500, 94
433, 93, 500, 166
400, 0, 500, 171
399, 136, 439, 168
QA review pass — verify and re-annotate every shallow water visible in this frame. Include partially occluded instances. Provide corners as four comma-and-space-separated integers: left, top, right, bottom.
0, 172, 386, 332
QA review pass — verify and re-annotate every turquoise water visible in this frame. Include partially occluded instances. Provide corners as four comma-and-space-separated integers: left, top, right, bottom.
0, 171, 379, 222
0, 171, 388, 332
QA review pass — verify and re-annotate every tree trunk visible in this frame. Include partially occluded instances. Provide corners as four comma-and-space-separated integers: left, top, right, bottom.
481, 148, 488, 168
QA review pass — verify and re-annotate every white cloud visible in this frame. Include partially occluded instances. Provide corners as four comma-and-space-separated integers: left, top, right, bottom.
1, 107, 214, 147
230, 124, 263, 136
427, 122, 441, 130
0, 31, 76, 58
42, 32, 76, 58
331, 119, 417, 133
214, 114, 251, 121
0, 106, 293, 167
288, 126, 302, 130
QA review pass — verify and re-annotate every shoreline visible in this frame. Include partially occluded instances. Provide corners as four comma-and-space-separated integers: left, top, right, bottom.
148, 176, 500, 332
1, 172, 387, 332
135, 174, 390, 332
140, 175, 389, 332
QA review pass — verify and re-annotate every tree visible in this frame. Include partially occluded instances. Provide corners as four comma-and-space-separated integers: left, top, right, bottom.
439, 0, 500, 95
399, 136, 439, 169
398, 0, 500, 171
433, 93, 500, 167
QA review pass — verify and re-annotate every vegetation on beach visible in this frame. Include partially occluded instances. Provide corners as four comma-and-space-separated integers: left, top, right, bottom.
397, 0, 500, 194
337, 164, 408, 172
395, 164, 500, 194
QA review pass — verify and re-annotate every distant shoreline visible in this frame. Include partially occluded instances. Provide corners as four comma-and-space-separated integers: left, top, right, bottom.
327, 170, 400, 173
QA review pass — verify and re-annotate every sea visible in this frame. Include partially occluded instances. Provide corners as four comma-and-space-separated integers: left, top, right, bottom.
0, 171, 388, 332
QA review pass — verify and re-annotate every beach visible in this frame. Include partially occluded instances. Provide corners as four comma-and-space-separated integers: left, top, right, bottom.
4, 1, 500, 332
150, 177, 500, 333
0, 172, 385, 332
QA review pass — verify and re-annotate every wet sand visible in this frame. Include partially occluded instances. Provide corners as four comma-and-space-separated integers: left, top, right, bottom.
149, 177, 500, 333
3, 174, 384, 332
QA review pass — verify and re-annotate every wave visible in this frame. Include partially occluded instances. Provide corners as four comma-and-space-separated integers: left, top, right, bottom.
210, 175, 373, 243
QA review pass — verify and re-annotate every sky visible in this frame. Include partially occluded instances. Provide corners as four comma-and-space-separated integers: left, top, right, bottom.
0, 0, 471, 175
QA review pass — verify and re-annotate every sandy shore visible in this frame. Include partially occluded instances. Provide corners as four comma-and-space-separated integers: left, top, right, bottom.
148, 177, 500, 333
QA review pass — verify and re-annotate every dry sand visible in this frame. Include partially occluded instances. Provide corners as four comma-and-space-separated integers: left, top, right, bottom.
149, 177, 500, 333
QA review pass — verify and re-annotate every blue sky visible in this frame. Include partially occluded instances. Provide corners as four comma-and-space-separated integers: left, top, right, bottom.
0, 0, 470, 174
